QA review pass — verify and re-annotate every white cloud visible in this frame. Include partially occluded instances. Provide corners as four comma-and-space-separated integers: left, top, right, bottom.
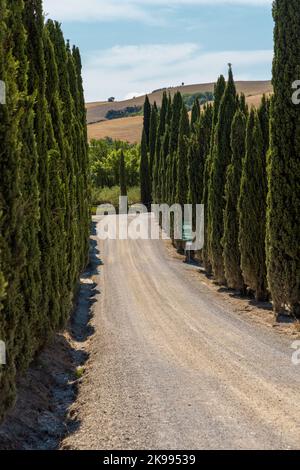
43, 0, 150, 23
83, 42, 273, 101
43, 0, 272, 23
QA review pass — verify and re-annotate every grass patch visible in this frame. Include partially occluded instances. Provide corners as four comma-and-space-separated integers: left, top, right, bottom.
75, 367, 85, 379
91, 186, 141, 212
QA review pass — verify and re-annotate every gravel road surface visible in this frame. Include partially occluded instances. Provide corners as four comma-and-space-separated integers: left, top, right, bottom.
63, 215, 300, 450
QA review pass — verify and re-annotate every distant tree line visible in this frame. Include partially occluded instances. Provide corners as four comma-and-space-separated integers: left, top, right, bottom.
0, 0, 89, 419
105, 106, 142, 121
140, 0, 299, 318
182, 92, 214, 111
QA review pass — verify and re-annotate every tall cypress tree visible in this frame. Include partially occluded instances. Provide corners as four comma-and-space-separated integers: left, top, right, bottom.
191, 98, 200, 132
238, 110, 268, 301
143, 95, 151, 147
202, 76, 226, 273
0, 0, 26, 417
49, 22, 80, 303
188, 133, 200, 207
66, 41, 89, 275
189, 104, 212, 209
15, 0, 43, 366
72, 45, 90, 269
258, 94, 270, 159
169, 92, 183, 203
23, 0, 53, 344
119, 150, 127, 196
153, 92, 167, 203
208, 66, 237, 283
267, 0, 300, 316
140, 129, 151, 210
169, 91, 183, 155
166, 93, 172, 125
45, 20, 72, 325
0, 0, 89, 420
71, 45, 90, 270
238, 93, 248, 116
149, 104, 157, 182
176, 103, 190, 207
222, 110, 246, 291
163, 94, 173, 204
159, 125, 170, 203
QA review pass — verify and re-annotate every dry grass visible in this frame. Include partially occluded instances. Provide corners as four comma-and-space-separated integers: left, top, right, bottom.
87, 80, 272, 123
87, 80, 273, 144
88, 115, 143, 144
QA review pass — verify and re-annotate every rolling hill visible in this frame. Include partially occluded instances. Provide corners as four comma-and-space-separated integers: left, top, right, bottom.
87, 80, 272, 144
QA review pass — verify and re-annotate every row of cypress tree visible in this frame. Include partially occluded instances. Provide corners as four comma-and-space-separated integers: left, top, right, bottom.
140, 0, 299, 317
0, 0, 89, 419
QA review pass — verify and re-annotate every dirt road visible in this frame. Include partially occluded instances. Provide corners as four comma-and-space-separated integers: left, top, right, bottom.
63, 216, 300, 450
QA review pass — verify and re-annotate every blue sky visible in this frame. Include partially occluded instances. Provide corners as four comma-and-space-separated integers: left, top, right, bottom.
43, 0, 274, 102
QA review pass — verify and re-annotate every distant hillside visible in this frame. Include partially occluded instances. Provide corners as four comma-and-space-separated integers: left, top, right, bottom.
87, 80, 272, 143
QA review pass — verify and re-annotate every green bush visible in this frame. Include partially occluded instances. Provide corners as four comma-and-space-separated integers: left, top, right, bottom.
182, 92, 214, 111
91, 186, 141, 210
89, 138, 140, 189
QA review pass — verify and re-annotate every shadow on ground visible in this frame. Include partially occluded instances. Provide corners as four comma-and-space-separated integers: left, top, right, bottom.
195, 261, 297, 326
0, 224, 101, 450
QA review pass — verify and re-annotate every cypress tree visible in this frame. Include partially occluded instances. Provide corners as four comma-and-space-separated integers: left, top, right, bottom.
239, 93, 248, 116
45, 110, 67, 332
153, 92, 167, 203
45, 21, 88, 325
202, 76, 226, 272
0, 0, 89, 420
258, 94, 270, 158
238, 110, 268, 301
72, 45, 90, 269
208, 66, 237, 283
14, 0, 43, 366
189, 104, 213, 209
44, 21, 70, 328
157, 92, 168, 147
149, 104, 157, 181
164, 97, 173, 204
169, 92, 183, 156
159, 125, 170, 203
188, 133, 200, 207
191, 98, 200, 131
0, 0, 26, 417
49, 22, 80, 303
23, 0, 53, 344
143, 95, 151, 147
119, 150, 127, 196
222, 110, 246, 291
266, 0, 300, 316
169, 92, 183, 203
140, 129, 151, 210
176, 103, 190, 207
166, 93, 172, 125
66, 41, 89, 274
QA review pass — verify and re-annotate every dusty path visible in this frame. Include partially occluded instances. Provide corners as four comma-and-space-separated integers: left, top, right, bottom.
63, 215, 300, 450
